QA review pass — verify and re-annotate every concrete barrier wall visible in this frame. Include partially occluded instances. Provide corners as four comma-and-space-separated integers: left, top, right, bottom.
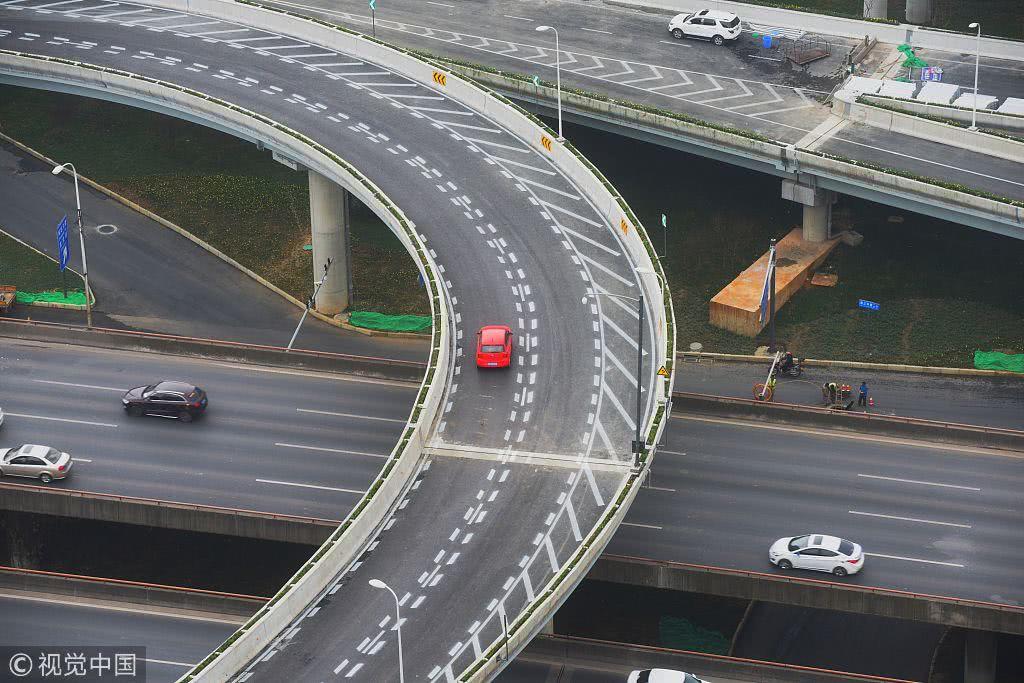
526, 635, 915, 683
0, 566, 267, 619
835, 92, 1024, 163
0, 482, 337, 545
860, 94, 1024, 133
0, 319, 425, 382
592, 555, 1024, 635
603, 0, 1024, 61
671, 391, 1024, 450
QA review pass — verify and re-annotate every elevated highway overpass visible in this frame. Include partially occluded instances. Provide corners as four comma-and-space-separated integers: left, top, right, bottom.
0, 0, 674, 679
244, 0, 1024, 239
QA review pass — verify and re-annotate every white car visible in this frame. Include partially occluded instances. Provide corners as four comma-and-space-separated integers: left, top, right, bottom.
668, 9, 742, 46
628, 670, 707, 683
0, 444, 73, 484
769, 534, 864, 577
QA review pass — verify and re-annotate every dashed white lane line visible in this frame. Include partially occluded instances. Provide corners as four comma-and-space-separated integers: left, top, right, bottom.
254, 478, 365, 494
503, 14, 534, 22
866, 553, 964, 568
848, 510, 972, 529
580, 27, 613, 35
4, 413, 117, 428
274, 442, 389, 458
33, 379, 126, 391
295, 408, 406, 423
425, 0, 454, 6
857, 473, 981, 492
657, 39, 691, 48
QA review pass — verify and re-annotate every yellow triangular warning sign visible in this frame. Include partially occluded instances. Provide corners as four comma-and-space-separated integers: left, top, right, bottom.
657, 365, 669, 377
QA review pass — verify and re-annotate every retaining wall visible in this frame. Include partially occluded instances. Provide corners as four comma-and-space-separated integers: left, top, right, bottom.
860, 94, 1024, 133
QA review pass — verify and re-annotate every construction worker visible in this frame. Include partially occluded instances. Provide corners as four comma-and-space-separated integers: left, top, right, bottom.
858, 381, 869, 408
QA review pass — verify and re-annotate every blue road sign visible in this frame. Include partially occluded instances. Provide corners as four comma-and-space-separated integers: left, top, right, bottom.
56, 215, 70, 272
858, 299, 880, 311
921, 67, 943, 82
368, 0, 375, 9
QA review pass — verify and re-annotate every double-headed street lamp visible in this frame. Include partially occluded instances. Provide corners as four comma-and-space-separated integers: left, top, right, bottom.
368, 578, 404, 683
535, 25, 563, 141
968, 22, 981, 131
51, 162, 92, 328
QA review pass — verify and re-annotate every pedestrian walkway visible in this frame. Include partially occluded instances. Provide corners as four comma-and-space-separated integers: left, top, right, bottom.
676, 358, 1024, 431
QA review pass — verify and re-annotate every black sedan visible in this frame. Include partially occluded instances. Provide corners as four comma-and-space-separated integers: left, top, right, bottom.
122, 381, 208, 422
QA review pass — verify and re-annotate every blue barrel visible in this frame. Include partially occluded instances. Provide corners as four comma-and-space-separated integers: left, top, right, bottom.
762, 34, 773, 49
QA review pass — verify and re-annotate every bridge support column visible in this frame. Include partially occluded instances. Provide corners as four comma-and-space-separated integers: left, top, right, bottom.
965, 630, 997, 683
308, 170, 352, 315
862, 0, 887, 20
541, 617, 555, 635
905, 0, 932, 24
781, 180, 835, 243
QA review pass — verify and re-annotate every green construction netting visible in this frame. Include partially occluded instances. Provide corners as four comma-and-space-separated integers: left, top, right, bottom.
658, 616, 730, 654
974, 350, 1024, 373
897, 43, 929, 68
15, 290, 87, 305
348, 311, 432, 333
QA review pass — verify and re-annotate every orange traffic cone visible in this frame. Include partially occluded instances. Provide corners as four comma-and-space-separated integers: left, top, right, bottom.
868, 397, 875, 407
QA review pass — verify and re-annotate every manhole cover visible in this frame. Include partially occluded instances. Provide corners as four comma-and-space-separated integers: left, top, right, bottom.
95, 224, 118, 235
689, 342, 703, 352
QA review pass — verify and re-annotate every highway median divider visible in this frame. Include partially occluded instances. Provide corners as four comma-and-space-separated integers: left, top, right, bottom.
672, 390, 1024, 451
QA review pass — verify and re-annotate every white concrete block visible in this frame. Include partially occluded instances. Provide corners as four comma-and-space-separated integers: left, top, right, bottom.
952, 93, 999, 110
915, 82, 961, 105
877, 80, 917, 99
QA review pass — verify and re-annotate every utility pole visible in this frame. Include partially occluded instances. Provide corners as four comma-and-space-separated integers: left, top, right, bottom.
287, 257, 333, 351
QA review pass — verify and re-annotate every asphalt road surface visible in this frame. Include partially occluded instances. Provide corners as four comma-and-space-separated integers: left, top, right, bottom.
0, 593, 238, 683
257, 0, 1024, 201
0, 140, 429, 362
0, 339, 417, 519
612, 414, 1024, 607
1, 3, 659, 680
675, 358, 1024, 430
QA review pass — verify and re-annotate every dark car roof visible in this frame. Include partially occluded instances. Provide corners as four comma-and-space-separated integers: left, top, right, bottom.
153, 381, 199, 394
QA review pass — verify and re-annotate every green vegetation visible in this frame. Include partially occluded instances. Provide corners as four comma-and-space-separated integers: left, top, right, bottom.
566, 122, 1024, 368
0, 230, 81, 293
0, 87, 429, 316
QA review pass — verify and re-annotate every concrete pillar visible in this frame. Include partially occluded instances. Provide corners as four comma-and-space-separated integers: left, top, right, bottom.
862, 0, 887, 20
905, 0, 932, 24
308, 170, 352, 315
964, 630, 997, 683
781, 180, 834, 243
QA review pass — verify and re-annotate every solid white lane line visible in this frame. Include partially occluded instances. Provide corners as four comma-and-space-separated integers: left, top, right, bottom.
866, 553, 964, 568
5, 413, 116, 428
274, 443, 389, 458
145, 658, 194, 668
518, 176, 581, 201
488, 155, 557, 176
206, 362, 417, 387
255, 478, 365, 494
33, 379, 125, 392
296, 408, 405, 423
849, 510, 971, 529
580, 27, 613, 34
558, 225, 620, 256
646, 485, 676, 492
622, 521, 662, 530
857, 473, 981, 491
426, 0, 454, 6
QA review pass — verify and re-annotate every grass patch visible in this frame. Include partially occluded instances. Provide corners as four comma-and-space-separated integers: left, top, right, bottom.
0, 86, 429, 315
0, 231, 80, 292
564, 120, 1024, 368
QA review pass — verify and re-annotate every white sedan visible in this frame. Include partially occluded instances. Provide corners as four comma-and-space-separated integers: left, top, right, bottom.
769, 534, 864, 577
628, 670, 707, 683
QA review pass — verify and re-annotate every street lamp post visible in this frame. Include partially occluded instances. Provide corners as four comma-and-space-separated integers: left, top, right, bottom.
368, 578, 404, 683
968, 22, 981, 131
591, 290, 645, 469
535, 25, 563, 141
51, 162, 91, 328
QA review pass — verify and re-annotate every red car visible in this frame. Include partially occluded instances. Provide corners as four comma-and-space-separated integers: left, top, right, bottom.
476, 325, 513, 368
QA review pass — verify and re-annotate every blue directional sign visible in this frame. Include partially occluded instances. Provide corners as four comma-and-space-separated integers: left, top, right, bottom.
858, 299, 880, 311
56, 215, 70, 272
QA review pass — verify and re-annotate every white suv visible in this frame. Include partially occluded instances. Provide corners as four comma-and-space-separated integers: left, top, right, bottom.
668, 9, 742, 46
